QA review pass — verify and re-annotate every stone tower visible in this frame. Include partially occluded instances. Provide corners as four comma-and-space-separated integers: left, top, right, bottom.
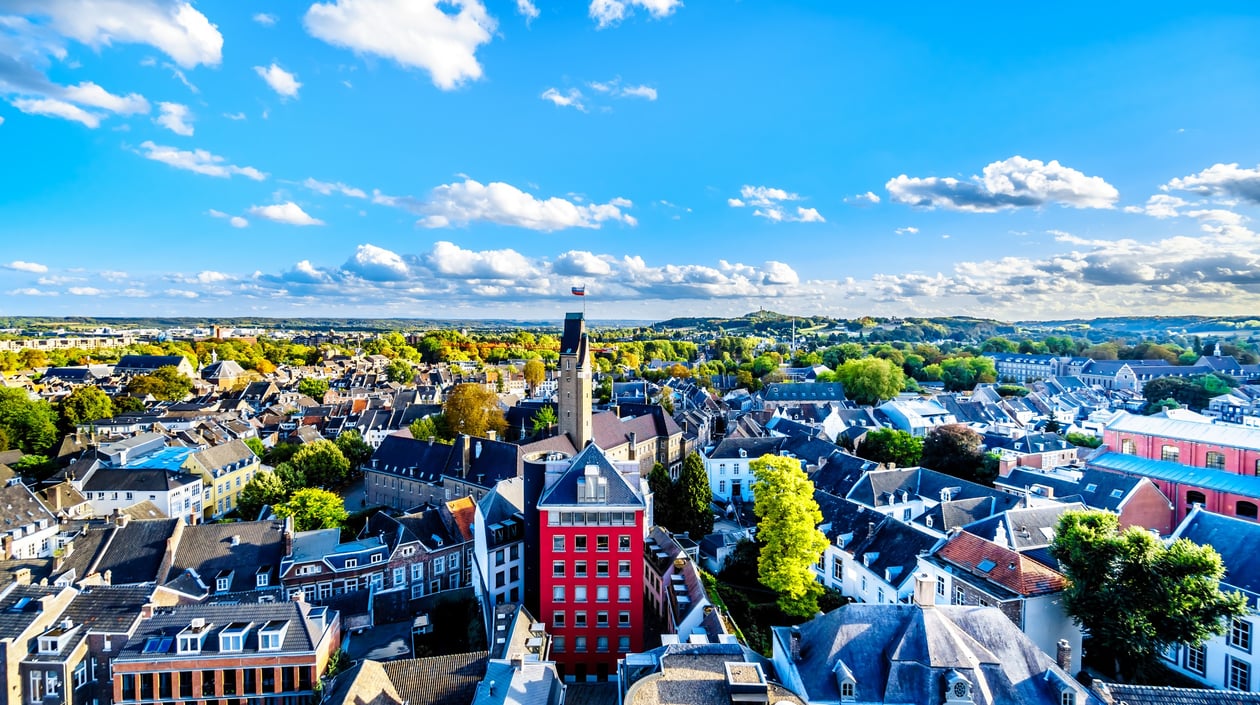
558, 312, 592, 449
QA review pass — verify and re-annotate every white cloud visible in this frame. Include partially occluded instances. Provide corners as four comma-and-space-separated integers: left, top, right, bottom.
589, 0, 681, 28
846, 191, 881, 204
254, 63, 302, 98
194, 270, 230, 283
248, 202, 325, 226
516, 0, 539, 23
10, 98, 101, 127
895, 226, 919, 235
418, 178, 635, 231
7, 288, 57, 297
541, 87, 585, 111
62, 81, 149, 114
1163, 163, 1260, 205
886, 156, 1119, 212
155, 101, 194, 135
304, 0, 497, 90
345, 244, 410, 281
427, 241, 536, 279
728, 185, 824, 223
138, 141, 266, 180
164, 288, 199, 298
619, 84, 656, 100
67, 287, 102, 296
1123, 194, 1189, 218
304, 177, 367, 198
6, 260, 48, 273
13, 0, 224, 68
229, 216, 249, 228
223, 111, 247, 120
99, 270, 128, 281
554, 250, 614, 277
253, 13, 278, 26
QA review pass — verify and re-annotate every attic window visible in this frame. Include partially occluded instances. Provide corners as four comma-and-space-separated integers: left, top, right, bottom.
219, 622, 250, 652
1083, 484, 1097, 493
976, 559, 996, 573
1110, 489, 1124, 499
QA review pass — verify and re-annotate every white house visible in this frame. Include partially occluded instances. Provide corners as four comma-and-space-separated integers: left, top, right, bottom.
0, 481, 60, 560
77, 467, 206, 524
877, 398, 957, 437
472, 477, 525, 636
702, 437, 785, 505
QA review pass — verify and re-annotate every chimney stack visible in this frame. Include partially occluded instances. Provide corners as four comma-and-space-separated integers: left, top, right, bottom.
913, 573, 936, 608
1056, 639, 1072, 672
789, 626, 802, 661
487, 430, 497, 442
628, 432, 637, 461
13, 567, 30, 585
867, 521, 877, 539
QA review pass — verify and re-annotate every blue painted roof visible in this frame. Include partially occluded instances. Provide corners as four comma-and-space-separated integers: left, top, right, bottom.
127, 446, 194, 472
1089, 452, 1260, 499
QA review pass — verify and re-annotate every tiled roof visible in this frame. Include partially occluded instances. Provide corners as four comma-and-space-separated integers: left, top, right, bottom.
937, 531, 1067, 596
61, 584, 153, 633
165, 519, 288, 593
324, 660, 404, 705
379, 651, 489, 705
1107, 411, 1260, 450
94, 519, 179, 584
0, 584, 62, 638
1174, 507, 1260, 598
0, 481, 57, 530
83, 467, 201, 493
1100, 682, 1260, 705
117, 600, 323, 659
188, 438, 257, 474
445, 497, 476, 542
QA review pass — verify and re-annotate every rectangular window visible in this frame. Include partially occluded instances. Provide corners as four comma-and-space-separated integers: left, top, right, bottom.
597, 561, 609, 578
574, 611, 587, 628
619, 611, 631, 626
596, 611, 609, 627
1231, 618, 1253, 652
553, 561, 565, 577
597, 535, 609, 552
450, 552, 459, 569
553, 636, 565, 653
553, 536, 565, 552
393, 567, 406, 586
719, 480, 726, 493
597, 635, 609, 652
575, 535, 587, 552
158, 672, 172, 699
936, 576, 945, 596
575, 561, 587, 578
1207, 451, 1226, 470
619, 535, 631, 552
178, 671, 192, 698
1230, 656, 1251, 691
1185, 644, 1206, 675
575, 636, 587, 652
619, 585, 631, 602
619, 560, 632, 577
575, 585, 588, 603
597, 585, 609, 602
412, 563, 424, 581
202, 671, 216, 697
75, 661, 88, 688
619, 635, 631, 652
411, 582, 424, 599
953, 586, 965, 605
553, 611, 565, 628
554, 586, 565, 602
434, 557, 445, 574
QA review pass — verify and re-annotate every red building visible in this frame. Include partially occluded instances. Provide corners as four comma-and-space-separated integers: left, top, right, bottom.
1093, 412, 1260, 526
537, 443, 648, 682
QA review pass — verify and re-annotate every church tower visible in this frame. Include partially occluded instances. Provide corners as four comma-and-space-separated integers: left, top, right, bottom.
558, 312, 592, 449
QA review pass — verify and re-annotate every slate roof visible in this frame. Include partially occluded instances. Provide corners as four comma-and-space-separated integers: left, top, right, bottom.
201, 360, 246, 380
706, 436, 785, 460
963, 503, 1087, 552
1090, 452, 1260, 498
937, 531, 1068, 597
809, 452, 879, 497
116, 355, 188, 371
774, 603, 1096, 705
814, 489, 884, 544
165, 519, 288, 593
61, 584, 153, 633
116, 600, 326, 660
623, 643, 803, 705
0, 584, 62, 638
996, 468, 1158, 513
762, 382, 846, 402
1100, 683, 1260, 705
915, 496, 1006, 534
844, 516, 938, 589
379, 651, 489, 705
538, 443, 645, 509
83, 467, 202, 493
846, 466, 1009, 510
324, 660, 404, 705
985, 432, 1075, 454
94, 519, 179, 584
1173, 507, 1260, 599
0, 481, 57, 531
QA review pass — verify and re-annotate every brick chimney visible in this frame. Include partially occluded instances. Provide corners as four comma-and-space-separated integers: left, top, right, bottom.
1056, 639, 1072, 672
13, 567, 31, 585
913, 572, 936, 609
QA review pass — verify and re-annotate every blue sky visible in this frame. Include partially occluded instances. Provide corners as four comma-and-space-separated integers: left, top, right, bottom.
2, 1, 1260, 321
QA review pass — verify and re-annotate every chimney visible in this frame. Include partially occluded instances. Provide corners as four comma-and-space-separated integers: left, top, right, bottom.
913, 573, 936, 608
487, 430, 497, 442
511, 655, 524, 670
428, 436, 436, 446
2, 535, 12, 561
140, 603, 155, 619
13, 567, 30, 585
461, 434, 471, 470
867, 521, 877, 539
1056, 639, 1072, 672
789, 626, 802, 661
282, 522, 294, 557
628, 432, 637, 461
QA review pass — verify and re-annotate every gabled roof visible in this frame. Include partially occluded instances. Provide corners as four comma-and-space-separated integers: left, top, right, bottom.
843, 516, 938, 588
165, 520, 287, 593
1100, 682, 1260, 705
1173, 507, 1260, 599
537, 443, 645, 509
996, 468, 1157, 514
707, 436, 785, 460
963, 502, 1086, 552
1106, 411, 1260, 451
94, 519, 179, 585
379, 651, 489, 705
937, 531, 1068, 597
762, 382, 846, 402
847, 466, 1011, 510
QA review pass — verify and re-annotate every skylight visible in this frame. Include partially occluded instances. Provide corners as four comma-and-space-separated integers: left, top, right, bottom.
976, 559, 997, 573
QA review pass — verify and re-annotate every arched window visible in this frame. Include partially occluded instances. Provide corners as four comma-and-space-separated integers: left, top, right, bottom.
1121, 439, 1136, 455
1206, 452, 1226, 470
1238, 501, 1258, 521
1161, 445, 1180, 463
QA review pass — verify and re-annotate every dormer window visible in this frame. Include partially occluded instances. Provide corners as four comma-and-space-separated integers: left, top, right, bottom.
370, 553, 383, 564
256, 565, 271, 587
258, 620, 289, 651
216, 569, 233, 593
219, 622, 251, 652
38, 635, 61, 655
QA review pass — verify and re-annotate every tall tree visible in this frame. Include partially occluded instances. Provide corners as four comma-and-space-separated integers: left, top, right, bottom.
531, 405, 557, 435
58, 386, 114, 430
1051, 509, 1248, 679
289, 439, 350, 489
244, 437, 265, 458
125, 365, 192, 401
442, 383, 507, 438
675, 452, 714, 538
385, 359, 415, 384
751, 454, 829, 617
833, 357, 905, 405
523, 359, 545, 395
856, 428, 923, 468
274, 488, 348, 531
335, 430, 373, 470
921, 424, 990, 484
0, 387, 58, 455
648, 462, 675, 529
297, 377, 329, 400
236, 470, 290, 521
409, 414, 449, 442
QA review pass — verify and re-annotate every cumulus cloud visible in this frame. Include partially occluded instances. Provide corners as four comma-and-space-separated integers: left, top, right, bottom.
1163, 163, 1260, 205
253, 13, 278, 26
194, 270, 230, 283
304, 0, 496, 90
554, 250, 614, 277
61, 81, 149, 114
1123, 194, 1189, 219
7, 288, 57, 297
427, 241, 534, 279
516, 0, 539, 23
541, 87, 585, 111
5, 260, 48, 273
254, 63, 301, 98
67, 286, 102, 296
345, 244, 410, 281
248, 202, 325, 226
418, 178, 636, 231
207, 209, 249, 228
728, 185, 825, 223
10, 97, 101, 127
9, 0, 224, 68
618, 84, 656, 100
155, 101, 194, 135
138, 141, 266, 180
304, 177, 367, 198
886, 156, 1119, 212
589, 0, 681, 28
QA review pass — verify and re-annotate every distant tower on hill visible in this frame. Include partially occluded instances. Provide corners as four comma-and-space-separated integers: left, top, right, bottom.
558, 312, 592, 449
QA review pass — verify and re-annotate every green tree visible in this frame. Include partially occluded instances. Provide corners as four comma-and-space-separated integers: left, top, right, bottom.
1065, 432, 1102, 449
290, 439, 351, 489
298, 377, 329, 400
648, 462, 675, 530
937, 357, 997, 392
236, 470, 290, 520
124, 365, 193, 401
751, 454, 829, 617
114, 396, 147, 414
1051, 509, 1248, 679
263, 442, 300, 466
921, 424, 990, 484
531, 405, 557, 435
675, 452, 714, 539
244, 437, 265, 458
385, 359, 415, 384
273, 461, 306, 491
856, 428, 923, 468
58, 385, 114, 430
335, 430, 373, 470
523, 359, 545, 395
274, 488, 348, 531
442, 383, 507, 438
409, 414, 449, 442
0, 387, 59, 455
834, 357, 905, 405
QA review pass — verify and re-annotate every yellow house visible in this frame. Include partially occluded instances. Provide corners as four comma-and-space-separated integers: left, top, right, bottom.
183, 439, 260, 518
